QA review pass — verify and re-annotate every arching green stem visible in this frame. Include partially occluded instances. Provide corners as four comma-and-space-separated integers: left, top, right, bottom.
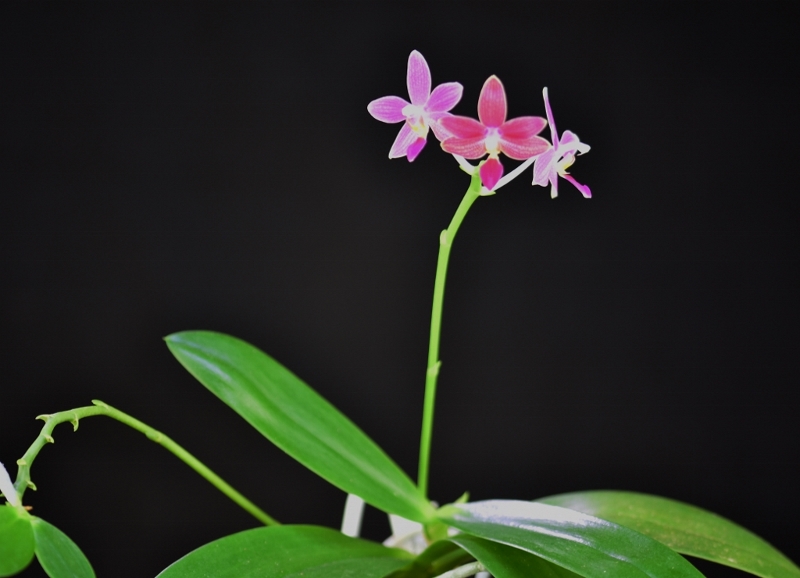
418, 171, 482, 497
12, 399, 279, 527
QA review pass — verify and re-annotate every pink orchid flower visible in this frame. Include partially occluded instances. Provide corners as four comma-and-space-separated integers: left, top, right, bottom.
367, 51, 463, 162
440, 76, 549, 191
532, 88, 591, 198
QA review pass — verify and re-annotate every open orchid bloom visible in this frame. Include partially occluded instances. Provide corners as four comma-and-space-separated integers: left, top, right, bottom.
440, 76, 549, 191
0, 460, 20, 507
532, 87, 591, 198
367, 50, 463, 162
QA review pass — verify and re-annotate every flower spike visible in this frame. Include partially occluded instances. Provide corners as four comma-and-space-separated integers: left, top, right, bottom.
441, 76, 549, 191
532, 88, 591, 198
368, 51, 463, 161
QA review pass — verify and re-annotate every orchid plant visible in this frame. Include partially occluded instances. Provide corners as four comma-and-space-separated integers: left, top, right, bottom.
1, 50, 797, 578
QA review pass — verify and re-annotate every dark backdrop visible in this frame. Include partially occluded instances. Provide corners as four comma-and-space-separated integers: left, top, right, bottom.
1, 2, 798, 577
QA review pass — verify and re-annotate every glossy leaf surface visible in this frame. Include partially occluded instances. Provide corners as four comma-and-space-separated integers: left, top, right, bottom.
0, 505, 35, 576
437, 500, 705, 578
450, 534, 584, 578
31, 518, 95, 578
156, 524, 413, 578
165, 331, 434, 522
538, 491, 800, 578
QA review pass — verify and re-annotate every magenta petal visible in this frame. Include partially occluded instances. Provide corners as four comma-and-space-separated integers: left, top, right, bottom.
368, 96, 409, 123
389, 122, 419, 159
479, 157, 504, 190
407, 50, 431, 106
499, 116, 547, 140
562, 174, 592, 198
406, 137, 426, 162
439, 115, 486, 139
532, 148, 556, 186
478, 76, 507, 128
499, 135, 551, 160
441, 136, 488, 159
427, 82, 463, 112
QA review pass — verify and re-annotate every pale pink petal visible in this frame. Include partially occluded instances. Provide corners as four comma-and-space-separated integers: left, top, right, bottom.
560, 130, 591, 155
532, 148, 556, 186
368, 96, 410, 124
427, 82, 463, 112
499, 116, 547, 141
478, 76, 507, 128
499, 135, 551, 160
562, 174, 592, 198
389, 122, 419, 159
439, 115, 486, 139
441, 136, 488, 159
542, 87, 558, 147
479, 156, 504, 190
407, 51, 431, 106
406, 137, 427, 162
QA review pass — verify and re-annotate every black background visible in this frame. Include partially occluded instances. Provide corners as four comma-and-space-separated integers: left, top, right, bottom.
1, 2, 798, 577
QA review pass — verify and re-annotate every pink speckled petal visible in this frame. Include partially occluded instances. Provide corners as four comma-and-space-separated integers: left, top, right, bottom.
499, 135, 551, 160
406, 137, 427, 162
439, 115, 486, 139
499, 116, 547, 141
562, 173, 592, 198
389, 122, 419, 159
478, 76, 507, 128
532, 148, 556, 186
427, 82, 463, 112
542, 87, 558, 147
429, 114, 454, 141
479, 156, 504, 190
441, 135, 488, 159
407, 50, 431, 106
368, 95, 410, 123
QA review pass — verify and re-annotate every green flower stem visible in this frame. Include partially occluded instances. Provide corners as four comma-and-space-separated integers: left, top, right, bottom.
418, 171, 483, 497
13, 399, 279, 527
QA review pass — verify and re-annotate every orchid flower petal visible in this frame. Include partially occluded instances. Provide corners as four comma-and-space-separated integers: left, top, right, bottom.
479, 157, 504, 190
0, 461, 20, 507
559, 130, 591, 155
562, 173, 592, 198
542, 87, 558, 147
367, 96, 410, 124
478, 75, 507, 127
439, 116, 486, 139
550, 175, 559, 199
406, 137, 427, 162
441, 136, 489, 159
428, 115, 454, 142
532, 148, 556, 187
406, 50, 431, 106
499, 135, 551, 160
499, 116, 548, 141
389, 122, 419, 159
427, 82, 463, 112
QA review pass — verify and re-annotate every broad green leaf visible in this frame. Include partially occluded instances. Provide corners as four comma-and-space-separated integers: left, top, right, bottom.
450, 534, 584, 578
165, 331, 434, 523
0, 505, 35, 576
537, 491, 800, 578
437, 500, 705, 578
156, 524, 413, 578
31, 517, 95, 578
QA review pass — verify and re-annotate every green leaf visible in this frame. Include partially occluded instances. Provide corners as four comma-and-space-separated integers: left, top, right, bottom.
165, 331, 434, 523
156, 524, 413, 578
0, 505, 35, 577
437, 500, 705, 578
449, 534, 584, 578
31, 517, 95, 578
537, 491, 800, 578
385, 540, 473, 578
